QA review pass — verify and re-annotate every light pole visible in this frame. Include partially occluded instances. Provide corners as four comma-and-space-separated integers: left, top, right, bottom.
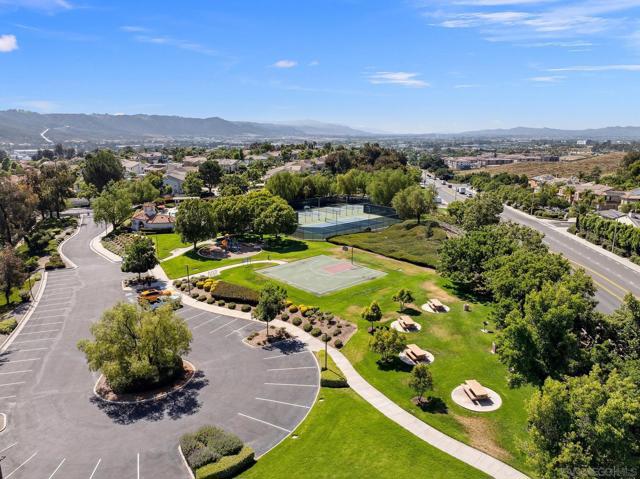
0, 454, 5, 479
611, 221, 619, 252
186, 265, 191, 295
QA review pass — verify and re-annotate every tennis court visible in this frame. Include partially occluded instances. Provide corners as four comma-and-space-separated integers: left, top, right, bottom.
259, 255, 386, 295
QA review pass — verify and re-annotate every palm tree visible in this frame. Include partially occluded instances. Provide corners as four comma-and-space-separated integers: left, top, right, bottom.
564, 185, 576, 204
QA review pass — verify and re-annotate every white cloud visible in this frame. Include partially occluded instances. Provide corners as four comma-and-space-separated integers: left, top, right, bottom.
523, 40, 593, 47
134, 35, 217, 56
548, 64, 640, 72
309, 60, 320, 66
18, 99, 56, 111
528, 75, 565, 82
0, 34, 18, 52
0, 0, 72, 12
453, 0, 555, 4
454, 83, 481, 88
273, 59, 297, 68
120, 25, 148, 33
368, 71, 429, 87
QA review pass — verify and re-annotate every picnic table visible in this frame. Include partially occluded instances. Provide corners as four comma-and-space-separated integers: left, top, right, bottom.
398, 315, 417, 331
405, 343, 428, 362
464, 379, 489, 400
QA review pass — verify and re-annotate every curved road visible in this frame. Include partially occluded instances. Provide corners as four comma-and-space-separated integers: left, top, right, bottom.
0, 218, 319, 478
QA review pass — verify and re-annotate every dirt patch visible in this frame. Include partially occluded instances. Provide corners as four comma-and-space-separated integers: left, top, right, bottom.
428, 323, 459, 342
95, 360, 195, 403
422, 281, 457, 303
455, 414, 512, 462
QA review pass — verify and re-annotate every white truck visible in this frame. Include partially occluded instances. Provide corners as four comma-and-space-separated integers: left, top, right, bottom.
456, 186, 467, 195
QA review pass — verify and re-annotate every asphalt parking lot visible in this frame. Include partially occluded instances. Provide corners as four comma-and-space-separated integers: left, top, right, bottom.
0, 218, 319, 478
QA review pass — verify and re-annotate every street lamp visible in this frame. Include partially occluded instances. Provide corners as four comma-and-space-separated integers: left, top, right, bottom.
186, 265, 191, 295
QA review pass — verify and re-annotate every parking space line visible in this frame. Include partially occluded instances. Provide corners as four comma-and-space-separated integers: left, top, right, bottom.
0, 369, 32, 375
0, 442, 17, 453
192, 317, 218, 330
264, 382, 316, 387
0, 381, 26, 387
37, 301, 69, 307
89, 458, 102, 479
209, 319, 237, 334
12, 338, 54, 344
48, 458, 66, 479
255, 397, 311, 409
18, 329, 60, 336
5, 450, 38, 478
237, 412, 292, 433
25, 321, 64, 327
137, 452, 140, 479
182, 311, 208, 322
263, 351, 310, 360
4, 358, 40, 363
225, 323, 251, 337
30, 314, 65, 320
267, 366, 317, 371
0, 395, 17, 400
12, 347, 47, 353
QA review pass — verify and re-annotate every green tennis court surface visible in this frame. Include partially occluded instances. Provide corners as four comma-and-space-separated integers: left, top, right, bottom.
260, 255, 386, 295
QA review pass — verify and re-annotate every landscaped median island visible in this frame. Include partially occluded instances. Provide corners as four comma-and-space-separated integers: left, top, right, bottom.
180, 425, 255, 479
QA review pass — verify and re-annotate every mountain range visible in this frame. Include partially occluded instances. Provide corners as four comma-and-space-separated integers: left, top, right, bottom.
1, 110, 640, 145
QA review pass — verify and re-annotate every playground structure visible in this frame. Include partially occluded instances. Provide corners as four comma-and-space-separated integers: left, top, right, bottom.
294, 203, 399, 240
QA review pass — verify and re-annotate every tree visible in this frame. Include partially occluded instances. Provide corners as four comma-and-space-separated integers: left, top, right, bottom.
211, 194, 251, 235
128, 178, 160, 204
182, 171, 204, 197
361, 301, 383, 333
392, 185, 436, 224
219, 174, 249, 195
121, 236, 158, 281
265, 172, 303, 203
40, 162, 75, 218
0, 178, 36, 245
0, 246, 27, 305
460, 193, 503, 230
92, 182, 133, 231
526, 367, 640, 478
370, 328, 406, 363
83, 150, 124, 191
175, 199, 216, 250
409, 363, 433, 405
255, 282, 287, 337
392, 289, 414, 312
367, 169, 418, 206
253, 201, 297, 239
77, 302, 192, 393
198, 159, 223, 194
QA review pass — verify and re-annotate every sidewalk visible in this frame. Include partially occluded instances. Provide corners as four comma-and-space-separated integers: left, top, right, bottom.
89, 226, 121, 263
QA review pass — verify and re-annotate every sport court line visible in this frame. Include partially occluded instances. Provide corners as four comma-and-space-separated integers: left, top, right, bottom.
237, 413, 292, 433
263, 350, 309, 360
209, 319, 236, 334
5, 451, 38, 478
264, 382, 317, 388
89, 458, 102, 479
48, 458, 66, 479
192, 317, 219, 330
255, 397, 311, 409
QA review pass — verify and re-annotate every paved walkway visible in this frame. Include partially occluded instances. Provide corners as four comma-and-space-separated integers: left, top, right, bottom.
159, 240, 215, 262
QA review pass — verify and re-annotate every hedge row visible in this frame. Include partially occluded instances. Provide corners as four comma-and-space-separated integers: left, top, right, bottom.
44, 254, 65, 270
0, 318, 17, 335
195, 446, 255, 479
210, 281, 259, 306
578, 214, 640, 257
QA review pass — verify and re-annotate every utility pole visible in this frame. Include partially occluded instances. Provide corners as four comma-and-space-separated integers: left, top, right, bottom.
611, 221, 619, 252
0, 455, 5, 479
186, 265, 191, 295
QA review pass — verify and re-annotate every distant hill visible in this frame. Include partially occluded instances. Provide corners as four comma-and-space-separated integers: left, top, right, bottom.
0, 110, 372, 145
450, 126, 640, 140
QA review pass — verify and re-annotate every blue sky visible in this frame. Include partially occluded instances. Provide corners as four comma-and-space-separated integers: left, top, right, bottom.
1, 0, 640, 133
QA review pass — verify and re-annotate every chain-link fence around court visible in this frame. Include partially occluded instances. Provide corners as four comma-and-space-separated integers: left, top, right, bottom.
293, 203, 399, 241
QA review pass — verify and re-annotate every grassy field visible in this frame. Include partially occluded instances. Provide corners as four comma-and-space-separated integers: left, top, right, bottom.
214, 240, 533, 473
475, 152, 624, 178
239, 387, 488, 479
329, 220, 447, 268
145, 232, 191, 260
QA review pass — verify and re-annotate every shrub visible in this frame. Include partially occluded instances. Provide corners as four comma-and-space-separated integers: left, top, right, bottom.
191, 292, 200, 299
194, 446, 255, 479
0, 318, 18, 335
227, 302, 236, 310
334, 339, 344, 349
324, 313, 334, 322
303, 323, 313, 332
299, 305, 308, 314
181, 284, 188, 291
198, 294, 207, 302
310, 327, 321, 337
196, 281, 205, 289
241, 305, 251, 313
189, 447, 221, 470
174, 280, 182, 287
280, 313, 289, 321
217, 300, 226, 307
285, 299, 293, 307
45, 254, 65, 270
302, 308, 314, 318
333, 329, 341, 337
207, 297, 215, 304
210, 281, 259, 305
292, 317, 302, 326
288, 305, 299, 313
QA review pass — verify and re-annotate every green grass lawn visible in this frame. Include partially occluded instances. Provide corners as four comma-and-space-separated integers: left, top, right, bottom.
160, 237, 333, 279
239, 387, 488, 479
330, 220, 447, 268
144, 232, 191, 260
214, 241, 533, 474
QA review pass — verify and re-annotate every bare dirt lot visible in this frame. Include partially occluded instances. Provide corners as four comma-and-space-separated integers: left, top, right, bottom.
476, 152, 624, 177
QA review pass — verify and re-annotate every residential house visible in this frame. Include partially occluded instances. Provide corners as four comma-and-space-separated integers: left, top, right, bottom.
163, 168, 189, 194
217, 158, 240, 172
137, 152, 168, 163
621, 188, 640, 208
182, 156, 207, 168
122, 158, 145, 177
131, 203, 175, 231
572, 183, 623, 210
